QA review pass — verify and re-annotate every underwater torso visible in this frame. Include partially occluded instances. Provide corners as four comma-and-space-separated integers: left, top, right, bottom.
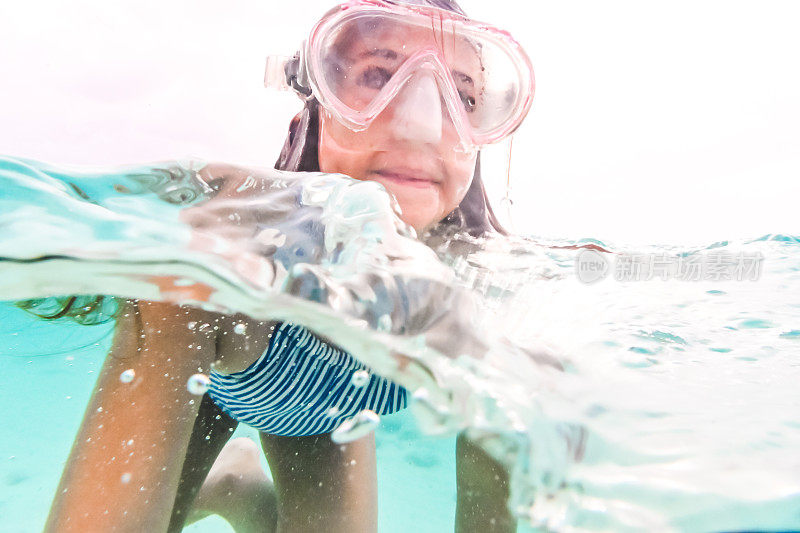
207, 322, 408, 436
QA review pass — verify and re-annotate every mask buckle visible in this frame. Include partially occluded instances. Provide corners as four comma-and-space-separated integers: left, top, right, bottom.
264, 55, 291, 91
264, 47, 312, 98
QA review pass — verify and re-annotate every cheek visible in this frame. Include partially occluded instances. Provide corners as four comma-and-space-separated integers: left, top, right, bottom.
444, 156, 477, 207
318, 114, 372, 180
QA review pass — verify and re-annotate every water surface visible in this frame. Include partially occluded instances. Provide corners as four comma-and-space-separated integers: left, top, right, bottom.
1, 156, 798, 531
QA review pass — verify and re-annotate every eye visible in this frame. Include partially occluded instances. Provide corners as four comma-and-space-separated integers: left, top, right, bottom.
458, 90, 477, 113
358, 66, 393, 90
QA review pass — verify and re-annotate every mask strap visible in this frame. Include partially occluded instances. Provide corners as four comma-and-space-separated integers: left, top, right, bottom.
478, 135, 516, 232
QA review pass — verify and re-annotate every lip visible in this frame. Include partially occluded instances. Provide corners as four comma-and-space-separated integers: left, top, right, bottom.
372, 168, 440, 189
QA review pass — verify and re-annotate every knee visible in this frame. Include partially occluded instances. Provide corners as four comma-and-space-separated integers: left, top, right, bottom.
212, 470, 258, 499
226, 435, 261, 456
207, 438, 271, 499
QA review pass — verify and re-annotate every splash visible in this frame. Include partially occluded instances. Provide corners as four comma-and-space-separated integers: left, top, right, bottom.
2, 155, 799, 531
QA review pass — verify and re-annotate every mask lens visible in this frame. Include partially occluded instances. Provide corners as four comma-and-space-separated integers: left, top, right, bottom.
310, 7, 533, 144
462, 36, 524, 137
320, 15, 410, 113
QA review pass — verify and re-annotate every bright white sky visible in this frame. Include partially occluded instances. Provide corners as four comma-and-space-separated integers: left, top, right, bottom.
1, 0, 798, 246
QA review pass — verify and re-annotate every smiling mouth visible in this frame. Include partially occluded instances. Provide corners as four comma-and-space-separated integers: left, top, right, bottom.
373, 170, 438, 188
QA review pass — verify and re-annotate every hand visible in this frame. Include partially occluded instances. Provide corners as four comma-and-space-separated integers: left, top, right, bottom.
177, 163, 297, 292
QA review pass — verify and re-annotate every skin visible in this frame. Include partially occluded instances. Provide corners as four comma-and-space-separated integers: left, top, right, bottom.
45, 301, 219, 532
47, 15, 517, 533
319, 21, 482, 232
318, 107, 476, 233
302, 20, 515, 531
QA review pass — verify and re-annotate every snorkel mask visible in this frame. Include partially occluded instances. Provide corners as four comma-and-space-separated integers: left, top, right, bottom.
265, 0, 535, 152
265, 0, 535, 231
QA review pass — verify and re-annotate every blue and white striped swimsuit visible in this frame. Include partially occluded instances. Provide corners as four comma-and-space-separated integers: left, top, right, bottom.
207, 322, 408, 436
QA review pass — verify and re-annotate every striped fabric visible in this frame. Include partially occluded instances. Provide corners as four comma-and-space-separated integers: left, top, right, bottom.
207, 322, 408, 436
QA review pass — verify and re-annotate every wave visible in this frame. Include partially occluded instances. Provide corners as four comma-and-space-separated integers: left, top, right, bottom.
2, 155, 799, 531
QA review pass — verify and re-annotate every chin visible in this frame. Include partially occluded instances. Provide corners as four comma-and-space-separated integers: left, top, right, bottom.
399, 212, 437, 233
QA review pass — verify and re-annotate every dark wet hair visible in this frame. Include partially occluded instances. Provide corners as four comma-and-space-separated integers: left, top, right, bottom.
16, 295, 119, 325
276, 0, 508, 237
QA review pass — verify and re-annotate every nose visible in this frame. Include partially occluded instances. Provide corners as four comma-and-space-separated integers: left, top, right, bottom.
388, 71, 443, 145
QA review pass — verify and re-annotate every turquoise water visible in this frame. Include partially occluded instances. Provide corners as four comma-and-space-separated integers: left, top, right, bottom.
0, 302, 457, 532
2, 157, 799, 531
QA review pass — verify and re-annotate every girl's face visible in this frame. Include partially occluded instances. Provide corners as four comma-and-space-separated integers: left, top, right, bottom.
317, 21, 480, 233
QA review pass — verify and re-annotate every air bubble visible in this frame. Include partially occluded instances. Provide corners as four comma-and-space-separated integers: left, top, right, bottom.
233, 323, 247, 335
120, 473, 131, 484
410, 388, 453, 435
187, 374, 210, 395
331, 410, 380, 444
351, 370, 370, 388
187, 321, 197, 330
120, 369, 135, 383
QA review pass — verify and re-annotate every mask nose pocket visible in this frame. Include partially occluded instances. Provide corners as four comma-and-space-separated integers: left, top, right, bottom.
388, 72, 444, 144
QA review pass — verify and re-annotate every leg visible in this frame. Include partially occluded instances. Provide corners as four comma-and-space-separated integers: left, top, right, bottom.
167, 394, 238, 532
45, 302, 219, 533
185, 436, 278, 533
455, 433, 516, 533
260, 432, 378, 533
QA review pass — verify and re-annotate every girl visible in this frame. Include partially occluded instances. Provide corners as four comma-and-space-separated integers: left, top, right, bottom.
45, 1, 535, 531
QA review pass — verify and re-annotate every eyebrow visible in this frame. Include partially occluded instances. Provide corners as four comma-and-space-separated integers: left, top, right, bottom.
359, 48, 475, 87
360, 48, 401, 61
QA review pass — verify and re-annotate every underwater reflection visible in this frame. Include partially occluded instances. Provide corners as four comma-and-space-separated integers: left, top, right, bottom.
2, 157, 566, 532
2, 156, 799, 531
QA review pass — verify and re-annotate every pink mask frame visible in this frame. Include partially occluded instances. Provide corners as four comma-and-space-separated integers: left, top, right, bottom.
265, 0, 536, 148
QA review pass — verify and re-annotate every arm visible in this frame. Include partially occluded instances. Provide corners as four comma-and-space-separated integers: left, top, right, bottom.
45, 300, 218, 532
